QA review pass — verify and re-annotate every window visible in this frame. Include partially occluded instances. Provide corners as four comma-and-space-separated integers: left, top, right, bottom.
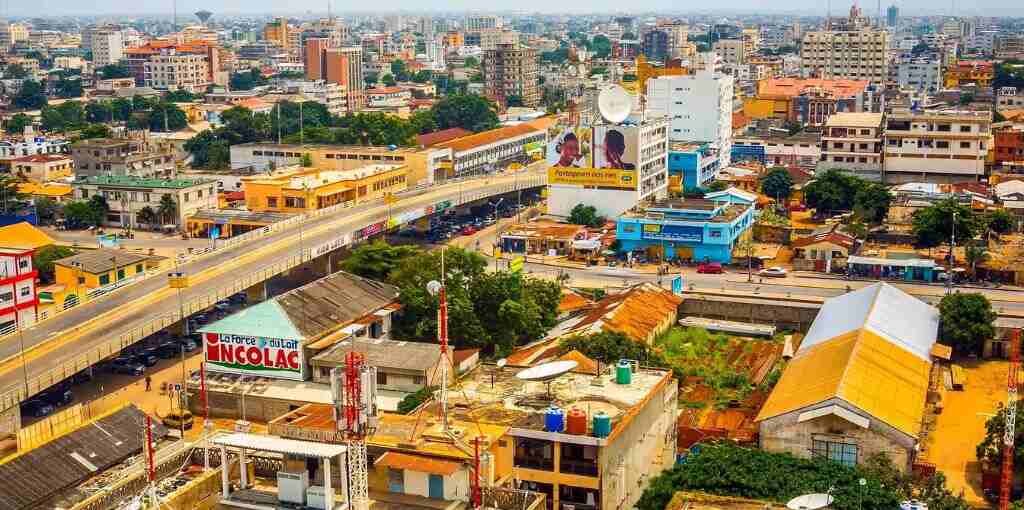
136, 264, 143, 273
960, 141, 971, 149
377, 371, 388, 385
117, 269, 125, 280
812, 439, 858, 466
99, 274, 110, 285
960, 125, 971, 132
936, 141, 950, 149
18, 259, 29, 270
19, 286, 30, 297
0, 291, 12, 303
267, 197, 278, 208
413, 375, 425, 385
560, 443, 598, 476
514, 438, 554, 470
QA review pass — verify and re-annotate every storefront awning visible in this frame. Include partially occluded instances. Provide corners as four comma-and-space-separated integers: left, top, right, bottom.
846, 256, 935, 269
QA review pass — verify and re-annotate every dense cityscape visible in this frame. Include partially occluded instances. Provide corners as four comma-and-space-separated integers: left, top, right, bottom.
0, 4, 1023, 510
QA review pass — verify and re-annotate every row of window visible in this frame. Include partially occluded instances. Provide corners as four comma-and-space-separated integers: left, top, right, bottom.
372, 174, 406, 192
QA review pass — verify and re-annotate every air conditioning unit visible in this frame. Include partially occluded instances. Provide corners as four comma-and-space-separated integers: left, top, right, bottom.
277, 470, 309, 505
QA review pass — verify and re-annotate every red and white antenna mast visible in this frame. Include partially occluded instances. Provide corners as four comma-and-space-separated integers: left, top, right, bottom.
427, 247, 450, 431
1000, 329, 1020, 510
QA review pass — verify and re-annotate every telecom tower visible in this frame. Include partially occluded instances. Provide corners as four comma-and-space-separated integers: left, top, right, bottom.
331, 351, 378, 510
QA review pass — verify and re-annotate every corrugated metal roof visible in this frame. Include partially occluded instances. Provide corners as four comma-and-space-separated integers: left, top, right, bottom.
0, 221, 54, 250
54, 248, 153, 274
374, 451, 462, 476
0, 405, 167, 510
312, 338, 441, 372
199, 299, 305, 340
756, 286, 936, 438
800, 283, 938, 362
213, 432, 347, 458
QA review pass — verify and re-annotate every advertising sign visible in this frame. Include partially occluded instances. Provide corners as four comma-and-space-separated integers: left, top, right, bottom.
593, 125, 639, 171
313, 232, 352, 257
358, 221, 384, 240
641, 223, 703, 243
203, 332, 304, 380
547, 126, 593, 168
671, 276, 683, 295
548, 167, 637, 189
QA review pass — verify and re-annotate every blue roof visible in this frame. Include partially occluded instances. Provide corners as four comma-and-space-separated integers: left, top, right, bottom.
199, 299, 305, 340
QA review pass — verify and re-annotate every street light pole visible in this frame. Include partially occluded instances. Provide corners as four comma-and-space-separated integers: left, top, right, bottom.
947, 211, 957, 295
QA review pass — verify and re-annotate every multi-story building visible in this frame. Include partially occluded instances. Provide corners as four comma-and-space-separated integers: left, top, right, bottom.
230, 143, 449, 186
0, 131, 70, 171
263, 17, 300, 60
483, 43, 540, 108
464, 15, 501, 32
72, 175, 216, 228
616, 188, 757, 263
995, 34, 1024, 60
280, 80, 347, 116
309, 18, 349, 48
642, 29, 669, 63
887, 5, 899, 27
668, 142, 721, 192
743, 78, 873, 126
71, 137, 176, 179
302, 38, 364, 112
800, 5, 889, 83
882, 109, 992, 183
479, 28, 519, 51
91, 28, 124, 67
647, 71, 734, 167
11, 154, 74, 183
819, 112, 884, 181
997, 87, 1024, 111
943, 60, 994, 88
0, 231, 39, 330
144, 46, 213, 93
241, 164, 408, 213
548, 119, 669, 218
712, 39, 746, 65
897, 57, 942, 93
437, 123, 545, 178
993, 124, 1024, 169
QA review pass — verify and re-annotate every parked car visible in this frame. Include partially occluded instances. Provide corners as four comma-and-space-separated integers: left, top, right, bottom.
20, 399, 56, 418
178, 335, 200, 352
40, 384, 74, 407
697, 262, 724, 274
133, 347, 160, 366
156, 341, 183, 359
461, 226, 478, 236
110, 357, 146, 376
228, 292, 247, 305
71, 370, 94, 385
162, 409, 195, 430
214, 300, 231, 312
758, 267, 788, 278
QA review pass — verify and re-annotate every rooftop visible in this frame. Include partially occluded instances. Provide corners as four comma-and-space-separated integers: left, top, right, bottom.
757, 77, 870, 99
435, 362, 674, 439
74, 175, 213, 189
825, 112, 883, 128
500, 219, 587, 240
54, 248, 155, 274
312, 337, 442, 373
11, 153, 72, 163
0, 221, 54, 250
437, 123, 543, 153
234, 142, 428, 155
417, 127, 472, 147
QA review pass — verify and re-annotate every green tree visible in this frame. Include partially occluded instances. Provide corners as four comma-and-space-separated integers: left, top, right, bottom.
85, 101, 114, 123
0, 176, 25, 213
381, 73, 396, 87
853, 182, 892, 224
408, 109, 438, 135
760, 167, 794, 200
560, 331, 665, 366
98, 63, 131, 79
55, 76, 83, 98
137, 206, 158, 226
5, 113, 32, 134
964, 244, 989, 279
803, 169, 861, 215
938, 293, 996, 356
77, 123, 112, 140
396, 386, 434, 414
390, 59, 410, 81
365, 72, 379, 87
41, 101, 86, 132
431, 94, 499, 133
463, 56, 479, 68
33, 197, 60, 224
148, 102, 188, 132
590, 35, 612, 58
62, 200, 103, 228
340, 240, 423, 281
911, 198, 980, 248
32, 245, 75, 283
110, 97, 134, 121
185, 130, 231, 169
568, 203, 603, 227
158, 195, 178, 224
986, 208, 1016, 234
411, 70, 432, 83
164, 89, 197, 102
229, 68, 267, 91
3, 63, 28, 79
977, 400, 1024, 470
12, 80, 47, 110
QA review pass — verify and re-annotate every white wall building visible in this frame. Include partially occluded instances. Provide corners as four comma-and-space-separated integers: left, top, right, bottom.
646, 70, 734, 167
91, 29, 124, 67
897, 57, 942, 93
882, 109, 992, 183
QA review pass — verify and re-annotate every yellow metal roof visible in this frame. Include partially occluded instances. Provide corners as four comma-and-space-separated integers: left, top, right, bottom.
755, 328, 931, 438
0, 222, 55, 250
18, 182, 73, 198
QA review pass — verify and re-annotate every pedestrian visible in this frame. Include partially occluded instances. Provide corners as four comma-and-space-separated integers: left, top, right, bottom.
145, 375, 152, 392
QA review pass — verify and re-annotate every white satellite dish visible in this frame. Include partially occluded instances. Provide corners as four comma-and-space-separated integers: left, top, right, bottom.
515, 360, 578, 382
496, 358, 507, 368
597, 85, 632, 124
786, 494, 834, 510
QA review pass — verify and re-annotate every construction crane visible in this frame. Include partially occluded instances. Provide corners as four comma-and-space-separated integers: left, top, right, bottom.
332, 350, 378, 510
1000, 329, 1021, 510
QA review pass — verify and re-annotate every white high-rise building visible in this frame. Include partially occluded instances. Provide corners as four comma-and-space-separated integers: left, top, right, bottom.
800, 4, 890, 83
91, 28, 124, 67
646, 70, 735, 167
425, 37, 446, 71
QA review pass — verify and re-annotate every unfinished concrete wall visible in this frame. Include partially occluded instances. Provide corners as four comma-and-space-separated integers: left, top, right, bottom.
758, 401, 916, 471
680, 295, 821, 331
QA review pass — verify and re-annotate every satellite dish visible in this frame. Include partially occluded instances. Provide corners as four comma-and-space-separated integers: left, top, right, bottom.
597, 85, 632, 124
496, 358, 507, 368
516, 360, 578, 381
786, 494, 834, 510
426, 280, 442, 296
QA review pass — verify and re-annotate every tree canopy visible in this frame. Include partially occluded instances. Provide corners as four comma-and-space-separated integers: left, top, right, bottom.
98, 63, 131, 79
340, 240, 423, 281
911, 198, 980, 248
938, 293, 996, 356
33, 245, 76, 284
431, 94, 499, 133
568, 203, 604, 227
12, 80, 47, 110
760, 167, 794, 200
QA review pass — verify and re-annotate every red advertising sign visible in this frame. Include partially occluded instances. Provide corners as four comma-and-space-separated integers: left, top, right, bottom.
203, 332, 304, 380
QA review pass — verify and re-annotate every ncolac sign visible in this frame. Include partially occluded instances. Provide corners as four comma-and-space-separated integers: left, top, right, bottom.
204, 333, 304, 380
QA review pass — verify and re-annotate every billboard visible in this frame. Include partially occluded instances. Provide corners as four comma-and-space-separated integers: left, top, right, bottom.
548, 166, 637, 189
204, 332, 304, 380
641, 223, 703, 243
547, 126, 593, 168
593, 125, 639, 171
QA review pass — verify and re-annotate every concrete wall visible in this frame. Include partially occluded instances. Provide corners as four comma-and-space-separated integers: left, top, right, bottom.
680, 294, 821, 331
758, 400, 916, 471
547, 185, 639, 219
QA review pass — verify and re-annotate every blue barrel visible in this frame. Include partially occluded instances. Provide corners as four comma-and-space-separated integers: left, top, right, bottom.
616, 360, 632, 385
593, 411, 611, 438
544, 406, 565, 433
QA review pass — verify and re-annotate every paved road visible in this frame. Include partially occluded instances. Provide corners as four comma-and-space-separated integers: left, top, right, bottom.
0, 172, 544, 405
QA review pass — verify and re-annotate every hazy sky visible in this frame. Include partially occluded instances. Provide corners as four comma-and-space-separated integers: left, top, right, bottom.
6, 0, 1024, 17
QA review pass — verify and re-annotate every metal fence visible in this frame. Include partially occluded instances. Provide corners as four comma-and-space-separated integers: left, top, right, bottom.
0, 175, 546, 412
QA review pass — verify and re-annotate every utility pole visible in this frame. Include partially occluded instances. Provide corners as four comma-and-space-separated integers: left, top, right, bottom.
947, 211, 957, 294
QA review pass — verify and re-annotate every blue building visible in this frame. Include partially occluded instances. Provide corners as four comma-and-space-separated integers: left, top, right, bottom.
668, 142, 720, 192
615, 188, 757, 263
730, 143, 767, 166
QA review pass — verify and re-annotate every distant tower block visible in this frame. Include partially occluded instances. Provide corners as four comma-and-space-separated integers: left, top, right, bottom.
195, 10, 213, 25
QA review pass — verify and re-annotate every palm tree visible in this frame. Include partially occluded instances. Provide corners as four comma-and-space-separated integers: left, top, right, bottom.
964, 244, 989, 280
157, 195, 178, 226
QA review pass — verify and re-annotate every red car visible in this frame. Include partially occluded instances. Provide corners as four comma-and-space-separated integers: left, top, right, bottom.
460, 226, 478, 236
697, 262, 724, 274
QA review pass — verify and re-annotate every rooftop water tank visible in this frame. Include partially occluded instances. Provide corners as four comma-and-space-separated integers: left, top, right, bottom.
616, 359, 632, 385
566, 408, 587, 435
544, 406, 565, 433
593, 411, 611, 438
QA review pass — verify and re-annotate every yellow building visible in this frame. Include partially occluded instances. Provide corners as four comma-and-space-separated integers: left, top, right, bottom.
50, 248, 161, 309
943, 60, 994, 88
10, 154, 74, 182
242, 164, 409, 213
231, 142, 449, 186
0, 222, 54, 251
635, 54, 690, 95
17, 182, 73, 202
